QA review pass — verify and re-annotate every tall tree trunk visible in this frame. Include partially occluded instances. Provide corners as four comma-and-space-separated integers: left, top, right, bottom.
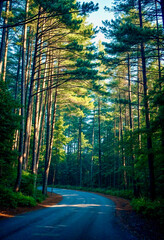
15, 0, 29, 192
42, 87, 57, 195
159, 0, 164, 28
36, 92, 47, 172
0, 1, 4, 19
25, 33, 33, 108
78, 116, 82, 187
138, 0, 155, 200
127, 53, 136, 194
155, 0, 162, 90
0, 0, 10, 79
98, 97, 102, 187
32, 40, 42, 174
42, 51, 58, 195
118, 92, 127, 189
91, 111, 95, 188
155, 0, 164, 148
2, 29, 8, 82
137, 51, 142, 149
35, 58, 48, 172
113, 117, 117, 188
23, 8, 40, 170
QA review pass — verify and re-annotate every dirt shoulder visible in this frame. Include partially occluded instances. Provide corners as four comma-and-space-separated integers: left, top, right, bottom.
0, 192, 62, 219
97, 193, 163, 240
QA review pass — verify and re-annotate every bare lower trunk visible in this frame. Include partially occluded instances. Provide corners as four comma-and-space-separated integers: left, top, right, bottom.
42, 88, 57, 195
91, 111, 95, 188
127, 54, 136, 194
98, 97, 102, 187
78, 116, 82, 187
42, 49, 54, 195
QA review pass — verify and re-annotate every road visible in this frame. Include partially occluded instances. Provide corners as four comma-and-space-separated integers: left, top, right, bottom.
0, 188, 137, 240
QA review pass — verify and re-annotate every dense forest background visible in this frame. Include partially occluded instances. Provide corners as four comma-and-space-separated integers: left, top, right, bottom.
0, 0, 164, 215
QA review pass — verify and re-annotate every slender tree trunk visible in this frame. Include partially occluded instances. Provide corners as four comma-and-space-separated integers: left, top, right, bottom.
25, 34, 33, 108
36, 92, 47, 172
113, 117, 117, 188
137, 50, 142, 148
42, 87, 57, 195
23, 8, 40, 170
0, 0, 10, 78
35, 59, 48, 172
138, 0, 155, 200
91, 111, 95, 188
77, 107, 82, 186
127, 53, 136, 194
42, 50, 58, 195
2, 29, 8, 82
2, 0, 13, 82
0, 1, 4, 19
98, 97, 102, 187
15, 0, 29, 192
25, 27, 31, 88
160, 0, 164, 28
42, 59, 52, 195
118, 92, 127, 189
32, 42, 41, 174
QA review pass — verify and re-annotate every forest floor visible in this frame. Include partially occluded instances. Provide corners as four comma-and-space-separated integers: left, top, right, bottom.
0, 191, 163, 240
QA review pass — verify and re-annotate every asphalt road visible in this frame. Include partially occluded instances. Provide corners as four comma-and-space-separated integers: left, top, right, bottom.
0, 188, 137, 240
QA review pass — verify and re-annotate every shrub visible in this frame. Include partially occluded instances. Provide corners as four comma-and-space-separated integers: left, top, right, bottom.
20, 171, 35, 196
0, 186, 36, 209
131, 198, 163, 219
16, 192, 36, 207
35, 190, 45, 203
0, 186, 18, 208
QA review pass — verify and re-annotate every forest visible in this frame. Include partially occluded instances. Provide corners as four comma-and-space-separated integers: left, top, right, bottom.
0, 0, 164, 221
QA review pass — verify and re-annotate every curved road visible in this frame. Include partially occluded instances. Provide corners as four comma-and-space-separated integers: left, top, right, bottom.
0, 188, 137, 240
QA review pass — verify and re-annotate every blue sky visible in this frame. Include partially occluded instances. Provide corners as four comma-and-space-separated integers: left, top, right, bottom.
80, 0, 114, 42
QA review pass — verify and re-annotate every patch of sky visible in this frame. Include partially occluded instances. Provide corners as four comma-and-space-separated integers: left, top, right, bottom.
79, 0, 114, 43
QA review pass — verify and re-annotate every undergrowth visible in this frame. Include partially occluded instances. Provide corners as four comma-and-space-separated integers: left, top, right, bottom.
0, 186, 45, 209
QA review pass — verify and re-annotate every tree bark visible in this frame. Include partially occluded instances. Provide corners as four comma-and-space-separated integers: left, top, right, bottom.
78, 116, 82, 187
0, 0, 10, 79
138, 0, 155, 200
159, 0, 164, 28
0, 1, 4, 19
15, 0, 29, 192
23, 8, 40, 170
127, 53, 136, 194
42, 50, 58, 195
98, 97, 102, 187
91, 111, 95, 188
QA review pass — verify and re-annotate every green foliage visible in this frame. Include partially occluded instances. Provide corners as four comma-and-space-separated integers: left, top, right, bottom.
20, 171, 35, 196
53, 185, 134, 199
105, 189, 134, 200
35, 190, 46, 203
131, 198, 164, 223
0, 81, 20, 185
0, 186, 36, 209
